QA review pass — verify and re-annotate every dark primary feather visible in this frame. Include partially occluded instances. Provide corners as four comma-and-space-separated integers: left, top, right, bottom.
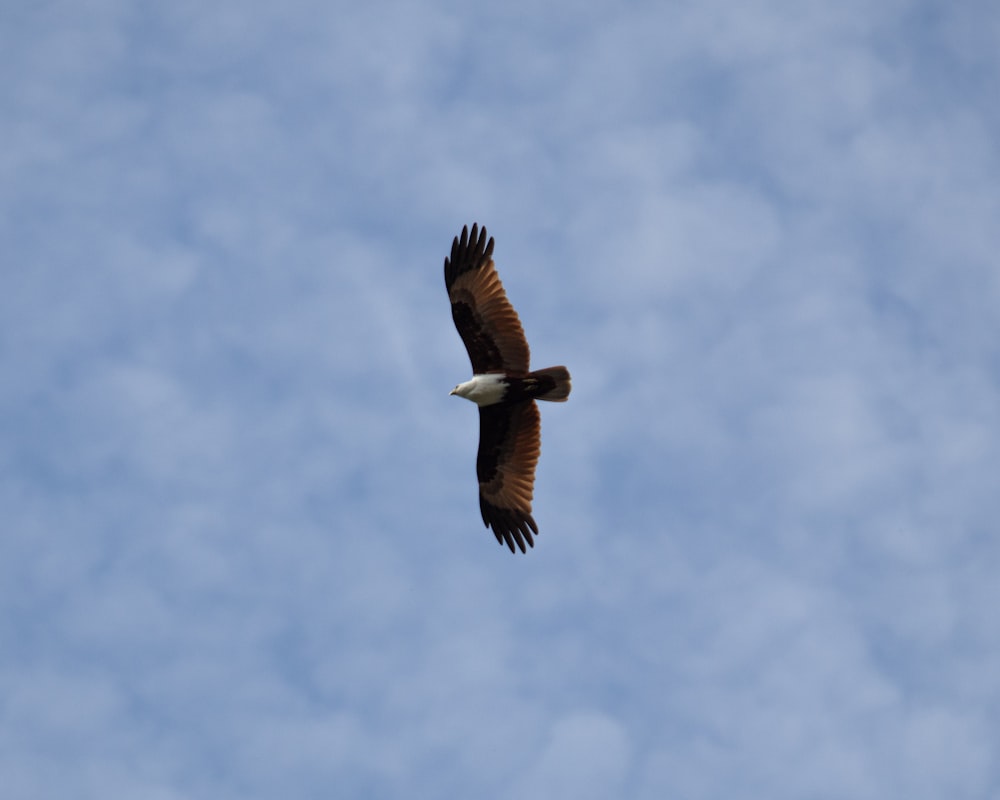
480, 495, 538, 553
443, 223, 493, 291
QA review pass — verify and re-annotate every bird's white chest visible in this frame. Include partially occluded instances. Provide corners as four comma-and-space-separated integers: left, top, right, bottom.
453, 373, 508, 406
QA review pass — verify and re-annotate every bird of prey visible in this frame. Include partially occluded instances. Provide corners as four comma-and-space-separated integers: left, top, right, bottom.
444, 223, 571, 553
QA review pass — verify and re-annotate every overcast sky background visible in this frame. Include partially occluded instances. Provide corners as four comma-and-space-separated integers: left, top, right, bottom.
3, 1, 1000, 797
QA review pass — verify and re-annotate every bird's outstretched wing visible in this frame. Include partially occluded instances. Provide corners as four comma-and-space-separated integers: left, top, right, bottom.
477, 400, 541, 553
444, 223, 530, 375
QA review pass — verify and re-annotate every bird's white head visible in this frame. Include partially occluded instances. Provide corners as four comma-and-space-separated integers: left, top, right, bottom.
449, 374, 507, 406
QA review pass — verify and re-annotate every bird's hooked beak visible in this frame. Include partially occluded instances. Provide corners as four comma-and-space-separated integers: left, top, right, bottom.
449, 387, 458, 396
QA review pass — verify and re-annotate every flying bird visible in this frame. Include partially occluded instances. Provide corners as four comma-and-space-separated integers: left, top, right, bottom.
445, 223, 571, 553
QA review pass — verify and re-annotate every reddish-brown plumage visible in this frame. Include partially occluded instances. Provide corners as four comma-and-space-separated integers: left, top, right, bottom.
445, 224, 572, 553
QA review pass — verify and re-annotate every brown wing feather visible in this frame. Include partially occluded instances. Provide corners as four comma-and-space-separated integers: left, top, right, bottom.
444, 224, 531, 375
477, 401, 541, 553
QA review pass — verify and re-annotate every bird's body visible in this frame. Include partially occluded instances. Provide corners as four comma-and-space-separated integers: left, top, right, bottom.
444, 223, 571, 553
451, 368, 571, 407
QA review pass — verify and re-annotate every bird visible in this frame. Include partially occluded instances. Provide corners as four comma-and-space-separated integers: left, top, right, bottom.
444, 223, 571, 553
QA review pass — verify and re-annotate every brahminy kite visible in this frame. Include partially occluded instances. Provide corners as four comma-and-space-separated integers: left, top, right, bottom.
445, 223, 571, 553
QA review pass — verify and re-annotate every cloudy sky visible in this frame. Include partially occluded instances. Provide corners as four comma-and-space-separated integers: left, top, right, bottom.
3, 1, 1000, 797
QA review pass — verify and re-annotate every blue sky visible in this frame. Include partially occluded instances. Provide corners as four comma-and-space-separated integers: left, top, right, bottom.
3, 1, 1000, 797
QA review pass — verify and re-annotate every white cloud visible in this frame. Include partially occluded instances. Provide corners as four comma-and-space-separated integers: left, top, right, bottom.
507, 712, 631, 800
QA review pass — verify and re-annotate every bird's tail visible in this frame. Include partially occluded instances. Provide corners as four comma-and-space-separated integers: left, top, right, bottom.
530, 366, 572, 402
